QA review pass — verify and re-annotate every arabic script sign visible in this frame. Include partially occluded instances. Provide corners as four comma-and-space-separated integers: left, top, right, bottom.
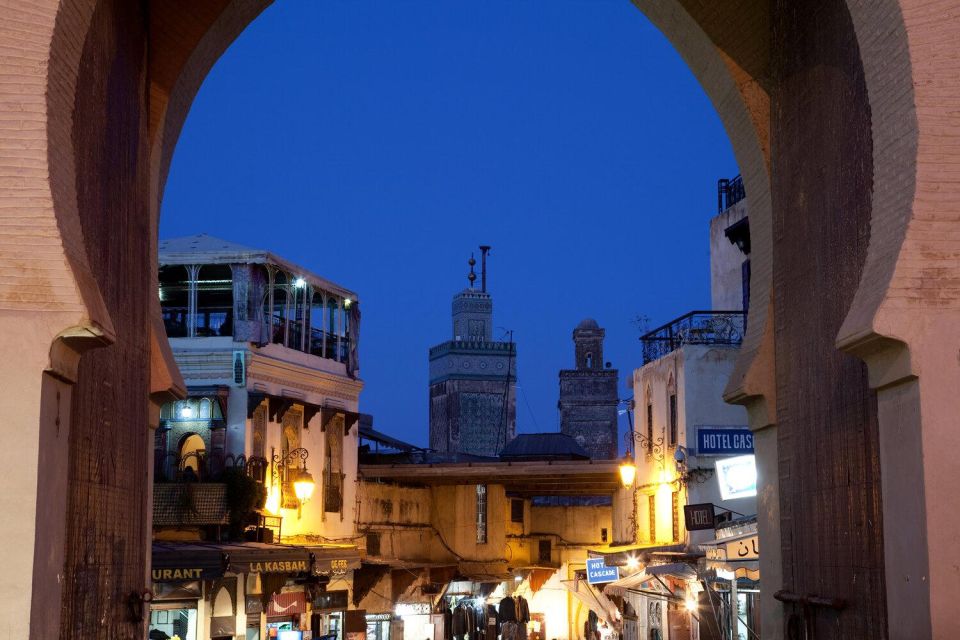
705, 535, 759, 562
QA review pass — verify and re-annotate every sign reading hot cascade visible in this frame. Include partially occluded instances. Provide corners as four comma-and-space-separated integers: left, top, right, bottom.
586, 557, 620, 585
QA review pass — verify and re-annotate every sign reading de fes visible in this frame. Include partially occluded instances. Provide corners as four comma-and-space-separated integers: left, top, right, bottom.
586, 557, 620, 585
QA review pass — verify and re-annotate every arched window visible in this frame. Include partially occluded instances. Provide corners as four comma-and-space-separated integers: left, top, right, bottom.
179, 433, 206, 478
667, 374, 678, 447
585, 352, 593, 369
645, 386, 654, 456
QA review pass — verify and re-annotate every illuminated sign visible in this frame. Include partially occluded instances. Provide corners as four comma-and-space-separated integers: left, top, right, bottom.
586, 557, 620, 585
705, 534, 759, 562
696, 426, 753, 456
715, 455, 757, 500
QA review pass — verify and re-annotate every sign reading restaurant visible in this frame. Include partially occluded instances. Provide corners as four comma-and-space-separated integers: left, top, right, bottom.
696, 426, 754, 456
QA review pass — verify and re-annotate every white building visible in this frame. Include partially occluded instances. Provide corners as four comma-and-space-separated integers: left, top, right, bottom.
606, 178, 758, 640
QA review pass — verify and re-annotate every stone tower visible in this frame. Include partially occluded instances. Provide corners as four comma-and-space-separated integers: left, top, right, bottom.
558, 319, 619, 459
429, 251, 516, 456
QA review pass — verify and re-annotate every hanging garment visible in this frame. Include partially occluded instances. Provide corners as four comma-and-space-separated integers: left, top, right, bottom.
444, 607, 454, 640
486, 604, 499, 640
498, 596, 517, 623
452, 604, 469, 638
501, 621, 519, 640
516, 596, 530, 624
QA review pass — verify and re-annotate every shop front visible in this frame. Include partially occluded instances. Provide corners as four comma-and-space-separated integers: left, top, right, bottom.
366, 613, 391, 640
151, 542, 228, 640
150, 582, 202, 640
311, 589, 349, 639
393, 602, 432, 640
699, 518, 760, 640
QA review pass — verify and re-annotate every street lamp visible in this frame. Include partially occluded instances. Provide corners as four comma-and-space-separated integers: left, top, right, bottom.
271, 447, 316, 519
619, 451, 637, 489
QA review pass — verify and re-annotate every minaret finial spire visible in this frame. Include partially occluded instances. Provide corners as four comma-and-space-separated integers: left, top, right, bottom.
479, 245, 491, 293
468, 253, 477, 289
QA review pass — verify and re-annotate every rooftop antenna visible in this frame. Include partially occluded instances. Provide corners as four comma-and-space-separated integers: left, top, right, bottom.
468, 254, 477, 289
479, 245, 491, 293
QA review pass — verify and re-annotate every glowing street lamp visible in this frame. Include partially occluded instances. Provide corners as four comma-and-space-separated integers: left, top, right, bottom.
292, 467, 316, 503
619, 451, 637, 489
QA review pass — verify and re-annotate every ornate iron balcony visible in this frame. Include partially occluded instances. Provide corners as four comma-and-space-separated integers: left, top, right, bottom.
717, 174, 746, 213
640, 310, 746, 364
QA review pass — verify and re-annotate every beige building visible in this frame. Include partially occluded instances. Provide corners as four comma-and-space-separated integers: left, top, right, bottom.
356, 437, 623, 640
151, 235, 364, 640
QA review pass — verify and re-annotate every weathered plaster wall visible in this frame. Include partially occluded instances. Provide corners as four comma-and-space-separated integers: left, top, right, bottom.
709, 200, 749, 311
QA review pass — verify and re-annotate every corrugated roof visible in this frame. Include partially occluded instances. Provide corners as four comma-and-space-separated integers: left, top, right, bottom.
499, 433, 591, 460
159, 233, 357, 300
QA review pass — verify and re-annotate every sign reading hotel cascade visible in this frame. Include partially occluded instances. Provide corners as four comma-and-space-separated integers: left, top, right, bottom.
696, 426, 754, 456
586, 557, 620, 585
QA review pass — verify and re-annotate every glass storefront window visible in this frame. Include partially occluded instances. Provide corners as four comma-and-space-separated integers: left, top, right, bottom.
149, 605, 198, 640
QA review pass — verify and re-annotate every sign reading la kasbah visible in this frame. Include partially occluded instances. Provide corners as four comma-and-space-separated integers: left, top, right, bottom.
250, 560, 309, 573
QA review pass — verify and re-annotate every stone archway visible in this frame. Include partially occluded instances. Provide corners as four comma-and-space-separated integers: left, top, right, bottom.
0, 0, 955, 638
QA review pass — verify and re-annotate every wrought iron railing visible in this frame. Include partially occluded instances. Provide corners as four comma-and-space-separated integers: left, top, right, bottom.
640, 311, 746, 364
718, 175, 746, 213
154, 451, 268, 483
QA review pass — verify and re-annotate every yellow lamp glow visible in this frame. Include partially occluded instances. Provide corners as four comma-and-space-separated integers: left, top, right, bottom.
685, 596, 697, 613
619, 452, 637, 488
265, 484, 281, 515
293, 468, 315, 503
626, 556, 639, 571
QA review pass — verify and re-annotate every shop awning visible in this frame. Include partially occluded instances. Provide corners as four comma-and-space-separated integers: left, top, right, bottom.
223, 542, 311, 574
601, 570, 661, 598
151, 542, 226, 581
308, 545, 362, 577
562, 578, 621, 628
645, 562, 698, 581
588, 543, 691, 567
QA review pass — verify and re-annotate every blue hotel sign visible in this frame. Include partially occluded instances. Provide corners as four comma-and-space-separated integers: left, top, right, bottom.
586, 557, 620, 585
696, 426, 754, 456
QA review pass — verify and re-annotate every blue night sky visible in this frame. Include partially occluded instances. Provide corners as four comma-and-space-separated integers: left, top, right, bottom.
161, 0, 738, 448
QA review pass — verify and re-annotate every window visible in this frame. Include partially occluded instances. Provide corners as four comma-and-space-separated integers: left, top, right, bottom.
672, 491, 680, 542
511, 499, 524, 524
366, 532, 381, 557
646, 400, 654, 455
601, 528, 608, 543
668, 393, 678, 447
648, 495, 656, 542
476, 485, 488, 544
324, 415, 344, 513
585, 352, 593, 369
538, 539, 552, 564
281, 408, 304, 509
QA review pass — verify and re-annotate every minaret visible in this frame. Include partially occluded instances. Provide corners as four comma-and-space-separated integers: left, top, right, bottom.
428, 248, 516, 456
558, 319, 619, 459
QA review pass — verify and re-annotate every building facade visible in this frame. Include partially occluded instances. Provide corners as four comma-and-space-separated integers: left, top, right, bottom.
602, 181, 756, 640
429, 258, 516, 456
558, 319, 619, 459
151, 235, 364, 640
